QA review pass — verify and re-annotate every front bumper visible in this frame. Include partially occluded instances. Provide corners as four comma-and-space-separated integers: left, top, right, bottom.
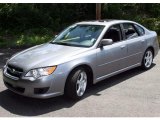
3, 69, 65, 99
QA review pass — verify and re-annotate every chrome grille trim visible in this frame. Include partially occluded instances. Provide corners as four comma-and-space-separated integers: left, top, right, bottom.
6, 64, 23, 78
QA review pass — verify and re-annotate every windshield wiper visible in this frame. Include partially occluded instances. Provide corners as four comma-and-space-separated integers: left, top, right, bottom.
50, 41, 89, 48
50, 41, 72, 46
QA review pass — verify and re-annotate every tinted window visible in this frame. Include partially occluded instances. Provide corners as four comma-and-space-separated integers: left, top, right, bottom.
134, 24, 145, 36
103, 24, 122, 43
123, 23, 139, 39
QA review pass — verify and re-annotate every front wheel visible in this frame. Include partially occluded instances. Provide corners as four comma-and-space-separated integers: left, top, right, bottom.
65, 68, 88, 100
141, 49, 153, 70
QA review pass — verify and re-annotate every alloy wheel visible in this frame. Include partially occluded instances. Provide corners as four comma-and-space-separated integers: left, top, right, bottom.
76, 71, 87, 97
144, 50, 153, 68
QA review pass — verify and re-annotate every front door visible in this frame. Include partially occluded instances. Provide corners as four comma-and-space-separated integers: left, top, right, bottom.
96, 24, 127, 81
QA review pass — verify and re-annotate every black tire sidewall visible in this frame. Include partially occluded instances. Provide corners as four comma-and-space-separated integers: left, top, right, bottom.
65, 68, 88, 100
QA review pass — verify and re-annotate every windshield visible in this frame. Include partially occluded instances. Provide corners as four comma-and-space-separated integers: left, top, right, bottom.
51, 24, 104, 47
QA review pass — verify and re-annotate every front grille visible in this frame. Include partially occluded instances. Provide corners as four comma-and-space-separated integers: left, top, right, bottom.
6, 64, 23, 78
4, 81, 25, 93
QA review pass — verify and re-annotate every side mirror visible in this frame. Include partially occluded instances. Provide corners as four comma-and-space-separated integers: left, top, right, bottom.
100, 39, 113, 47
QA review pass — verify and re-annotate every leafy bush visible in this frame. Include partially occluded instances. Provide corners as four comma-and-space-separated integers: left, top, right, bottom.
137, 18, 160, 34
0, 3, 160, 48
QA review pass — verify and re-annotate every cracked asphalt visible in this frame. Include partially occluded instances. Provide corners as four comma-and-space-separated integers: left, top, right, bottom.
0, 49, 160, 117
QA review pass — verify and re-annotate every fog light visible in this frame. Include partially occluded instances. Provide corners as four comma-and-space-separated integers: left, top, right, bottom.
34, 87, 49, 94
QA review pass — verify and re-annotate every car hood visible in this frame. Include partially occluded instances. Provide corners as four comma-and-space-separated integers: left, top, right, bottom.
8, 43, 89, 70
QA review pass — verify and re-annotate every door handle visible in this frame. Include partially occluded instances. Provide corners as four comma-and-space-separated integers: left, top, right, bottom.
141, 40, 145, 43
120, 45, 126, 49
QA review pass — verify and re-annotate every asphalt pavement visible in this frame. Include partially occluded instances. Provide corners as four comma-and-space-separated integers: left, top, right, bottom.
0, 49, 160, 117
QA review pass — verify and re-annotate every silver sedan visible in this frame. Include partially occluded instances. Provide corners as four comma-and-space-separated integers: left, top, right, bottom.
3, 20, 159, 99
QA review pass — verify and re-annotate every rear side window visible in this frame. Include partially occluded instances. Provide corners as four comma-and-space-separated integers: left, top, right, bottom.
123, 23, 139, 39
134, 24, 145, 36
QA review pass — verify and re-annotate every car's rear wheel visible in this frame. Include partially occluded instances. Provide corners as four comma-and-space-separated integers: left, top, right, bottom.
141, 48, 153, 70
65, 68, 88, 100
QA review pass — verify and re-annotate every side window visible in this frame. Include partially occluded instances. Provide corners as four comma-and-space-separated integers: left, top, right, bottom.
123, 23, 139, 39
134, 24, 145, 36
103, 24, 122, 43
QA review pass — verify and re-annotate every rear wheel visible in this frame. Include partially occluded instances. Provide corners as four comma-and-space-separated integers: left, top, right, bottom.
141, 49, 153, 70
65, 68, 88, 100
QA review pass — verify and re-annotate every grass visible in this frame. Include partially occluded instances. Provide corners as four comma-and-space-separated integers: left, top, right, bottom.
0, 28, 54, 48
15, 34, 53, 46
0, 34, 53, 48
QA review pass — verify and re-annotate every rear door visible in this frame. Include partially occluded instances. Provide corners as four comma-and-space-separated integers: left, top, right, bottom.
122, 23, 146, 66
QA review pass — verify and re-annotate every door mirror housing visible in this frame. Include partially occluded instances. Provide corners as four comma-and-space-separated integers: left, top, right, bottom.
100, 39, 113, 47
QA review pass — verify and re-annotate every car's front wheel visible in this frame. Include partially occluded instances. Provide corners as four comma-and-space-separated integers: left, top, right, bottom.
141, 48, 153, 70
65, 68, 88, 100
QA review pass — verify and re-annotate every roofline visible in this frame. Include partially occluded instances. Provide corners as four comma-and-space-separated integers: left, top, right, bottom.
76, 19, 137, 26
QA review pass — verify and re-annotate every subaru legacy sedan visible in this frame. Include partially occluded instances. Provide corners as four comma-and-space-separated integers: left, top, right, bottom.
3, 20, 159, 99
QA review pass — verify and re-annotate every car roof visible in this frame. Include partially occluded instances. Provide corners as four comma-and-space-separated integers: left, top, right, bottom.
76, 19, 136, 26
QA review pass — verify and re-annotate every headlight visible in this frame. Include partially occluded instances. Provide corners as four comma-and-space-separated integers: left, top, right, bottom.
25, 66, 57, 78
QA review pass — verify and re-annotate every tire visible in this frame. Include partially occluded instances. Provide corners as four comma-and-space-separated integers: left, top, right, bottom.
141, 48, 153, 70
65, 68, 88, 100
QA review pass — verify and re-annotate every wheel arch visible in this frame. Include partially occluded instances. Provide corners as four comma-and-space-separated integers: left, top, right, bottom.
146, 46, 155, 57
64, 64, 94, 90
